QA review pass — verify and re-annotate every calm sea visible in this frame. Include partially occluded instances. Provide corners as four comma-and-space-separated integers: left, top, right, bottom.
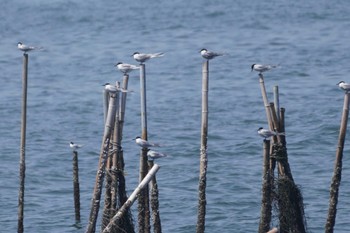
1, 0, 350, 232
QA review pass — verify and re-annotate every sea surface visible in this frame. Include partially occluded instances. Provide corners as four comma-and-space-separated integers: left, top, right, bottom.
1, 0, 350, 232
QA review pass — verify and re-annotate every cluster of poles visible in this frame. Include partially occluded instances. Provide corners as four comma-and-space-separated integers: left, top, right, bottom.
16, 46, 350, 233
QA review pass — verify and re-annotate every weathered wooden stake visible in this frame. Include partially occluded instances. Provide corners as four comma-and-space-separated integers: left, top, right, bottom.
258, 74, 273, 130
139, 64, 150, 233
102, 164, 160, 233
18, 53, 28, 233
72, 150, 81, 224
119, 74, 129, 137
259, 139, 271, 233
86, 94, 117, 233
273, 86, 280, 122
325, 92, 350, 233
103, 89, 109, 123
149, 162, 162, 233
196, 60, 209, 233
111, 82, 121, 213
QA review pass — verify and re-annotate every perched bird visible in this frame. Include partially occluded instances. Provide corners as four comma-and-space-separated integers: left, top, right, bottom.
147, 150, 168, 160
132, 52, 164, 63
114, 62, 140, 74
200, 48, 225, 60
70, 142, 83, 151
103, 83, 129, 93
17, 42, 42, 54
251, 64, 278, 74
337, 81, 350, 92
257, 127, 285, 140
134, 136, 160, 148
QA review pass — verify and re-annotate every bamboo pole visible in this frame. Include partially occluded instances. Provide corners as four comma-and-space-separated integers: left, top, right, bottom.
72, 151, 81, 224
119, 74, 129, 138
101, 158, 112, 231
111, 82, 121, 213
273, 86, 280, 123
139, 63, 150, 233
148, 162, 162, 233
196, 60, 209, 233
101, 85, 120, 231
18, 53, 28, 233
103, 89, 109, 123
117, 75, 135, 232
258, 74, 273, 130
325, 92, 350, 233
86, 94, 117, 233
102, 164, 160, 233
259, 140, 271, 233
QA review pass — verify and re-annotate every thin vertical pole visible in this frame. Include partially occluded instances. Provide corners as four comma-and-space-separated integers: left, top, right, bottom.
139, 64, 150, 233
103, 89, 109, 123
258, 74, 273, 130
86, 94, 117, 233
119, 74, 129, 138
259, 140, 271, 233
196, 60, 209, 233
72, 151, 81, 223
149, 161, 162, 233
273, 86, 280, 123
325, 93, 350, 233
18, 53, 28, 233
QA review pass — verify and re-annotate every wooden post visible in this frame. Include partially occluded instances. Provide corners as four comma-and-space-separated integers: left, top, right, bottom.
86, 94, 117, 233
18, 53, 28, 233
72, 151, 81, 224
325, 93, 350, 233
101, 84, 120, 231
139, 63, 150, 233
103, 89, 109, 123
196, 60, 209, 233
117, 75, 135, 232
148, 162, 162, 233
273, 86, 280, 123
119, 74, 129, 137
111, 82, 121, 213
102, 164, 160, 233
258, 74, 273, 130
259, 140, 271, 233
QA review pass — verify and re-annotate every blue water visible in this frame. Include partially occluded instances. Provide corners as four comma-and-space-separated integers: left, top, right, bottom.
1, 0, 350, 232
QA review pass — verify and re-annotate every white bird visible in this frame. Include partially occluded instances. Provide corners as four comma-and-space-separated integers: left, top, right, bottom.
70, 142, 83, 151
337, 81, 350, 92
17, 42, 42, 53
132, 52, 164, 63
103, 83, 129, 93
200, 48, 225, 60
134, 136, 160, 148
114, 62, 140, 74
257, 127, 285, 139
251, 64, 278, 74
147, 150, 168, 160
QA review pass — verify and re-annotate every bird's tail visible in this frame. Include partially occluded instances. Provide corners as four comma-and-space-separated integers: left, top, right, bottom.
151, 52, 164, 58
276, 132, 285, 136
152, 143, 161, 147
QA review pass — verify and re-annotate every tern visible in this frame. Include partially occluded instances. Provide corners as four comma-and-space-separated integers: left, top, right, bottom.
132, 52, 164, 63
257, 127, 285, 140
134, 136, 160, 148
103, 83, 129, 93
200, 48, 225, 60
70, 142, 83, 151
114, 62, 140, 74
251, 64, 278, 74
17, 42, 42, 54
337, 81, 350, 92
147, 150, 168, 160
